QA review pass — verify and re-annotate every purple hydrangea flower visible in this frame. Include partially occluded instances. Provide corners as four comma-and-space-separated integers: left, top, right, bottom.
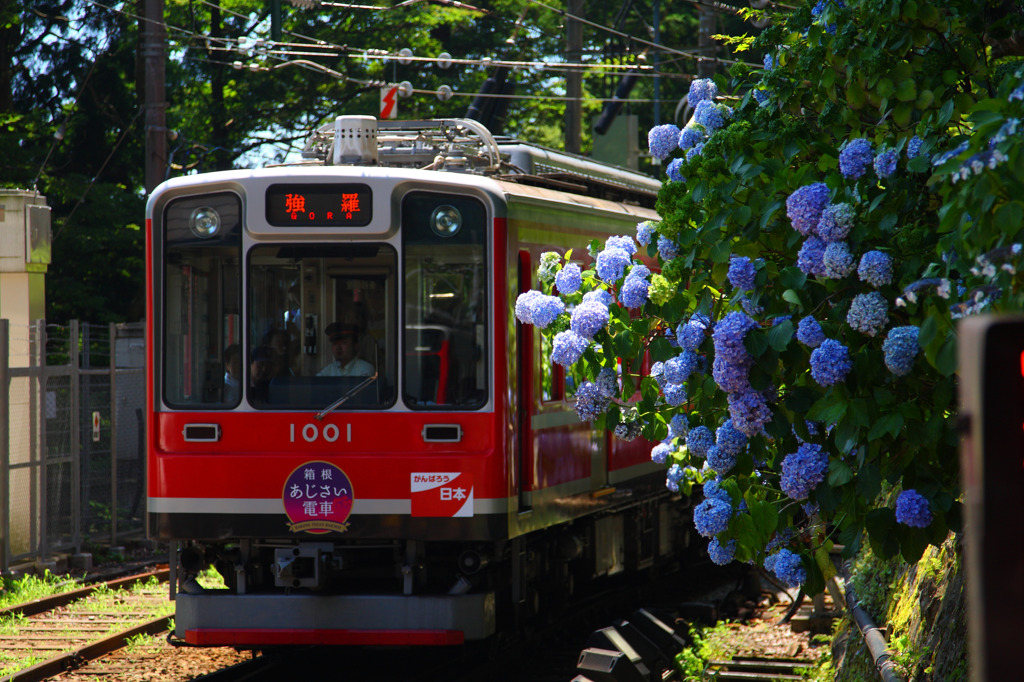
712, 311, 758, 364
693, 100, 726, 133
727, 390, 772, 436
847, 291, 889, 336
514, 290, 543, 325
575, 380, 611, 421
555, 263, 582, 294
840, 138, 874, 180
687, 77, 718, 108
664, 352, 697, 384
780, 442, 829, 500
570, 301, 609, 338
678, 318, 707, 351
716, 419, 748, 456
706, 445, 736, 474
874, 147, 898, 178
648, 124, 680, 160
786, 182, 830, 236
679, 124, 705, 150
895, 489, 933, 528
650, 442, 672, 464
693, 497, 732, 537
809, 339, 852, 386
823, 241, 855, 279
906, 135, 923, 159
728, 256, 756, 290
620, 274, 649, 309
858, 250, 893, 288
551, 330, 589, 366
817, 203, 855, 243
687, 425, 714, 458
657, 235, 679, 261
796, 316, 825, 348
773, 548, 807, 587
636, 221, 657, 246
663, 382, 688, 406
596, 247, 631, 282
708, 538, 737, 565
797, 236, 827, 277
712, 354, 752, 393
666, 159, 684, 182
882, 325, 920, 376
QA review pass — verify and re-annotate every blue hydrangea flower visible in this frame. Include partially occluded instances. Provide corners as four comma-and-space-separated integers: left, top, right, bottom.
712, 354, 752, 393
797, 236, 827, 277
667, 463, 685, 483
514, 290, 543, 325
687, 77, 718, 108
727, 389, 773, 436
858, 251, 893, 288
773, 548, 807, 587
715, 419, 748, 456
796, 316, 825, 348
847, 291, 889, 337
620, 274, 649, 309
595, 247, 631, 282
809, 339, 852, 386
693, 497, 732, 537
663, 382, 688, 406
706, 445, 736, 474
685, 143, 705, 161
666, 159, 684, 182
840, 138, 873, 180
780, 442, 829, 500
555, 263, 582, 295
648, 124, 680, 160
708, 538, 737, 565
895, 489, 933, 528
763, 552, 779, 573
650, 361, 666, 388
678, 124, 705, 150
669, 413, 689, 439
687, 425, 714, 458
763, 53, 775, 70
551, 330, 589, 366
595, 367, 618, 398
883, 325, 920, 376
693, 100, 726, 133
906, 135, 923, 159
605, 235, 637, 255
728, 256, 756, 290
657, 235, 679, 261
823, 241, 855, 279
678, 318, 707, 351
636, 221, 657, 246
703, 478, 732, 505
712, 311, 758, 364
583, 289, 614, 306
530, 295, 565, 328
786, 182, 830, 236
650, 442, 672, 464
664, 351, 698, 384
575, 380, 611, 421
752, 88, 770, 104
570, 301, 609, 338
874, 147, 898, 178
817, 202, 854, 243
629, 264, 651, 281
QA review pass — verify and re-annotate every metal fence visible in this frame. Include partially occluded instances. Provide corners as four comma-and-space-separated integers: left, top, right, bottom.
1, 319, 146, 571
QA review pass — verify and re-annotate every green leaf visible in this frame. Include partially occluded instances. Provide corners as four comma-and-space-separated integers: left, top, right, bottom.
785, 387, 818, 413
935, 336, 957, 377
856, 463, 881, 500
868, 412, 904, 440
782, 289, 803, 306
745, 330, 770, 357
918, 315, 938, 349
808, 393, 847, 424
766, 319, 794, 351
938, 98, 955, 126
828, 459, 854, 487
995, 201, 1024, 236
779, 266, 807, 290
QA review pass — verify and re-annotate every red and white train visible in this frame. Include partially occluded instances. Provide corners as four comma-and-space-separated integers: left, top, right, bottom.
146, 116, 686, 647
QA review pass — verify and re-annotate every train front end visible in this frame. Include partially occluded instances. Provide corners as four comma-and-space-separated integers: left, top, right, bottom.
146, 159, 510, 646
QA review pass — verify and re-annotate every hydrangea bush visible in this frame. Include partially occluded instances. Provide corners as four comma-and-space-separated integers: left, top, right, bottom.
516, 0, 1024, 595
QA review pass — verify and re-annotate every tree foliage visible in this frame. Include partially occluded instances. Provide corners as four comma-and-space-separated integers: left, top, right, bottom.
518, 0, 1024, 593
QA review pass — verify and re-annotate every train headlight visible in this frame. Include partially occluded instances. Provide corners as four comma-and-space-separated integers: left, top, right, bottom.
189, 206, 221, 238
430, 205, 461, 237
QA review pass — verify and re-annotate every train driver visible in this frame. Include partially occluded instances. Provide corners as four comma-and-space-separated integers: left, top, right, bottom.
317, 322, 374, 377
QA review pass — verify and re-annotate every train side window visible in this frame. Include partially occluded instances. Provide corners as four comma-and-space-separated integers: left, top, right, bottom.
402, 192, 488, 410
162, 192, 242, 409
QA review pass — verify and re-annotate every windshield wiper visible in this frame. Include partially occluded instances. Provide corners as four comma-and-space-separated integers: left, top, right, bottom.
315, 372, 378, 421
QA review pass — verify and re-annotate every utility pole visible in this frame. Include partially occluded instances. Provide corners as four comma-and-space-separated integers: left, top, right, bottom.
565, 0, 583, 155
143, 0, 167, 193
698, 7, 715, 79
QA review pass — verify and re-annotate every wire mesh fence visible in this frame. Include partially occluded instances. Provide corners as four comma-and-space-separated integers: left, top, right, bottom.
1, 319, 146, 571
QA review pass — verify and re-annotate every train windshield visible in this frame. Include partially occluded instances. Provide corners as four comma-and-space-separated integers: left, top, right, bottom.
248, 244, 397, 409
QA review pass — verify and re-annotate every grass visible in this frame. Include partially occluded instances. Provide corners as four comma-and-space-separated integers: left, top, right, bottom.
0, 570, 80, 609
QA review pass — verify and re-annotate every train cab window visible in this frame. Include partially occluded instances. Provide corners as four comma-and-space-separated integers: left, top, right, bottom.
402, 193, 488, 410
248, 244, 397, 409
162, 192, 242, 408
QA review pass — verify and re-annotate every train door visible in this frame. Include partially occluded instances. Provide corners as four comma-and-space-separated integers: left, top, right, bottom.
516, 250, 534, 512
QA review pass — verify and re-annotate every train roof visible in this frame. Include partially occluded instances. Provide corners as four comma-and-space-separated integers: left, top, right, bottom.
293, 116, 661, 209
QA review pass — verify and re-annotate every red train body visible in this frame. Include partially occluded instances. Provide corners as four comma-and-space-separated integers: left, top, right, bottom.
146, 117, 686, 647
